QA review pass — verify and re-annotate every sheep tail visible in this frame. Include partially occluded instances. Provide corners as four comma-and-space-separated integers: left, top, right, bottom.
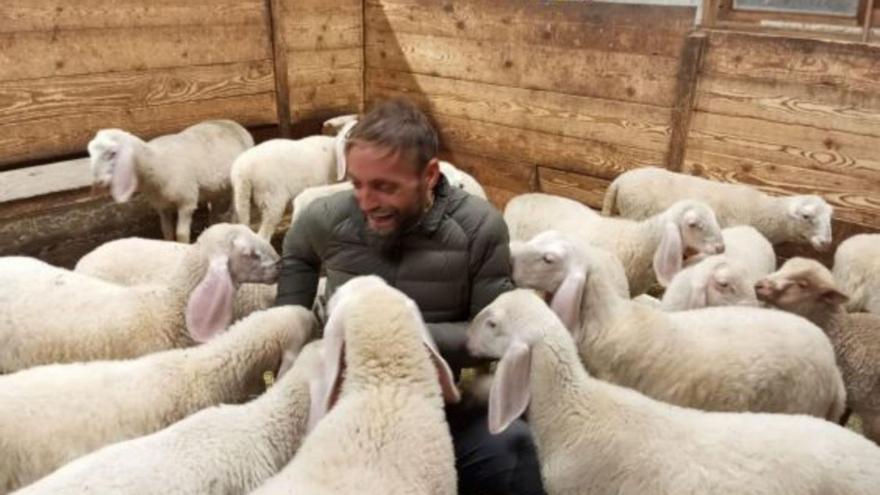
601, 176, 620, 216
231, 161, 252, 226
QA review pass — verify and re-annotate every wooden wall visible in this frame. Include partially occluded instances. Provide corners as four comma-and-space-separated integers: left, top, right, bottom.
363, 0, 697, 209
684, 32, 880, 250
281, 0, 363, 124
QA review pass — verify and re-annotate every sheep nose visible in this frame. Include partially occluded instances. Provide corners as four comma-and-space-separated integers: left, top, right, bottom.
754, 280, 774, 300
714, 242, 725, 254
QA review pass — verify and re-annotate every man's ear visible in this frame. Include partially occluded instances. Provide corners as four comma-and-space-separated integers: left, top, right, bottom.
423, 158, 440, 189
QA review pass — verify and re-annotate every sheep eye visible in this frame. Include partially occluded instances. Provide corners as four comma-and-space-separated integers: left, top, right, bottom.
542, 254, 554, 264
487, 320, 497, 329
797, 280, 808, 288
105, 150, 117, 159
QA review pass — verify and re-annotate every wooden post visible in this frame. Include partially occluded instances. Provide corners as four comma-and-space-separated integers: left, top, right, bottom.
666, 31, 708, 173
864, 0, 876, 43
700, 0, 722, 28
264, 0, 292, 138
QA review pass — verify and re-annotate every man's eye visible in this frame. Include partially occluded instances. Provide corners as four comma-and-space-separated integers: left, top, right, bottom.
377, 183, 396, 194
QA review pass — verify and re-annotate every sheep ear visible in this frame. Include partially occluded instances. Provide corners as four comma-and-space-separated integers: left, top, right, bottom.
110, 144, 137, 203
335, 120, 356, 181
821, 288, 849, 306
488, 339, 531, 435
275, 349, 298, 379
415, 316, 461, 404
687, 277, 709, 310
308, 308, 346, 430
550, 270, 585, 332
653, 221, 684, 287
185, 256, 236, 343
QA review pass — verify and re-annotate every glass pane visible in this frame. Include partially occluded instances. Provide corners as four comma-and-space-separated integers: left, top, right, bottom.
733, 0, 859, 16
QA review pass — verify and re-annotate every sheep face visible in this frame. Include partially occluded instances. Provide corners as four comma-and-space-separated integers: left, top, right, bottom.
467, 290, 545, 360
787, 196, 833, 251
755, 257, 848, 315
88, 130, 138, 202
690, 256, 758, 308
509, 231, 573, 296
674, 200, 725, 256
198, 224, 281, 284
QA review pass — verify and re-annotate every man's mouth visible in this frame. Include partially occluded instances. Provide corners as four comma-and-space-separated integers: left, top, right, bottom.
368, 211, 396, 227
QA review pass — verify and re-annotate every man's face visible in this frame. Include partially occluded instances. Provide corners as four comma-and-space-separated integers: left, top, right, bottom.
347, 143, 439, 236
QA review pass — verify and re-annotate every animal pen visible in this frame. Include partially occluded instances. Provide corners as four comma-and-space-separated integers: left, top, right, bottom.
2, 0, 878, 265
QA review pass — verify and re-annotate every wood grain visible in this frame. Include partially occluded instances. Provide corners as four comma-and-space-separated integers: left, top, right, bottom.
667, 32, 707, 172
365, 31, 680, 107
367, 69, 672, 152
1, 92, 276, 168
440, 149, 536, 210
537, 167, 610, 210
0, 24, 271, 82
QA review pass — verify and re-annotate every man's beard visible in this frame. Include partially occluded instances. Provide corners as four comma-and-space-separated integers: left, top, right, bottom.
364, 188, 430, 254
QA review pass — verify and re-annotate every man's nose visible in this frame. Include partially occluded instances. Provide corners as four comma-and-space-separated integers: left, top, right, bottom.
357, 189, 378, 211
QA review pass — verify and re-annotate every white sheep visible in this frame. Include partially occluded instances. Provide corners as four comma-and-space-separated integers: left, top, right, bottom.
503, 192, 599, 242
321, 113, 359, 136
0, 306, 315, 494
602, 166, 833, 251
250, 276, 459, 494
506, 193, 726, 295
231, 122, 354, 240
685, 225, 776, 282
88, 120, 253, 243
0, 223, 279, 373
659, 254, 758, 311
467, 289, 880, 495
833, 233, 880, 314
510, 230, 846, 419
289, 161, 488, 226
757, 257, 880, 444
74, 237, 276, 321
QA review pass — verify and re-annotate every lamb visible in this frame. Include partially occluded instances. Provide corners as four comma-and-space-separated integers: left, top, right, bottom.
289, 161, 488, 225
756, 257, 880, 444
0, 223, 280, 373
833, 233, 880, 314
602, 166, 833, 251
250, 276, 458, 494
74, 237, 276, 321
88, 120, 253, 243
0, 306, 316, 494
466, 289, 880, 495
510, 230, 845, 419
231, 122, 354, 240
684, 225, 776, 282
503, 192, 599, 242
506, 193, 726, 295
659, 254, 758, 311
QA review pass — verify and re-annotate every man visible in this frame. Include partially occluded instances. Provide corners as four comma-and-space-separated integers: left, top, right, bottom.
275, 98, 545, 495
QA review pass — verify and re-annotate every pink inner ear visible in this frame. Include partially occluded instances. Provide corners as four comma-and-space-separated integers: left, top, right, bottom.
653, 221, 684, 287
550, 271, 585, 332
425, 344, 461, 404
185, 256, 235, 343
488, 340, 532, 435
110, 145, 138, 203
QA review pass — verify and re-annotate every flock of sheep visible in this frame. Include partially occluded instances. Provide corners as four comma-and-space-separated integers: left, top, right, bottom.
0, 114, 879, 494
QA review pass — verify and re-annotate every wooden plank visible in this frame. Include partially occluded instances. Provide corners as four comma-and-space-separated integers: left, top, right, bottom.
365, 0, 690, 58
865, 0, 876, 42
0, 24, 271, 81
366, 0, 696, 32
287, 47, 362, 74
687, 110, 880, 181
667, 32, 708, 172
1, 0, 264, 33
287, 47, 363, 122
702, 31, 880, 95
431, 113, 663, 181
0, 158, 91, 204
683, 148, 880, 228
365, 31, 681, 107
0, 61, 275, 126
290, 82, 362, 121
537, 167, 610, 210
282, 5, 362, 51
695, 74, 880, 138
440, 149, 536, 210
265, 0, 291, 137
366, 69, 672, 153
1, 93, 277, 168
289, 65, 361, 87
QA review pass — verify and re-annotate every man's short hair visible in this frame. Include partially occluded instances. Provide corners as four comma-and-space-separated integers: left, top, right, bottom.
345, 98, 439, 172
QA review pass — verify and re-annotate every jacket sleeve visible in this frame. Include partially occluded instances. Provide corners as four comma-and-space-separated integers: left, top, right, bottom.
274, 203, 326, 308
468, 208, 516, 316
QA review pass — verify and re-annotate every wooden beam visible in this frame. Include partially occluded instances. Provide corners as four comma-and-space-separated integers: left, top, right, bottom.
666, 31, 707, 172
864, 0, 876, 42
264, 0, 292, 137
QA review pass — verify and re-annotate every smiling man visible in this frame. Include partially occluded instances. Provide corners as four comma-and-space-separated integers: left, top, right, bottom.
275, 98, 545, 495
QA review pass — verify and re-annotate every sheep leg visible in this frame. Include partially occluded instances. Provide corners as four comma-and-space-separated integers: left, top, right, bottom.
257, 200, 286, 241
158, 209, 175, 241
175, 204, 197, 244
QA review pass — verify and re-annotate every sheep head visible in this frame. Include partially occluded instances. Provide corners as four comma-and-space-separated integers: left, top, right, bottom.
785, 196, 833, 252
755, 257, 848, 318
